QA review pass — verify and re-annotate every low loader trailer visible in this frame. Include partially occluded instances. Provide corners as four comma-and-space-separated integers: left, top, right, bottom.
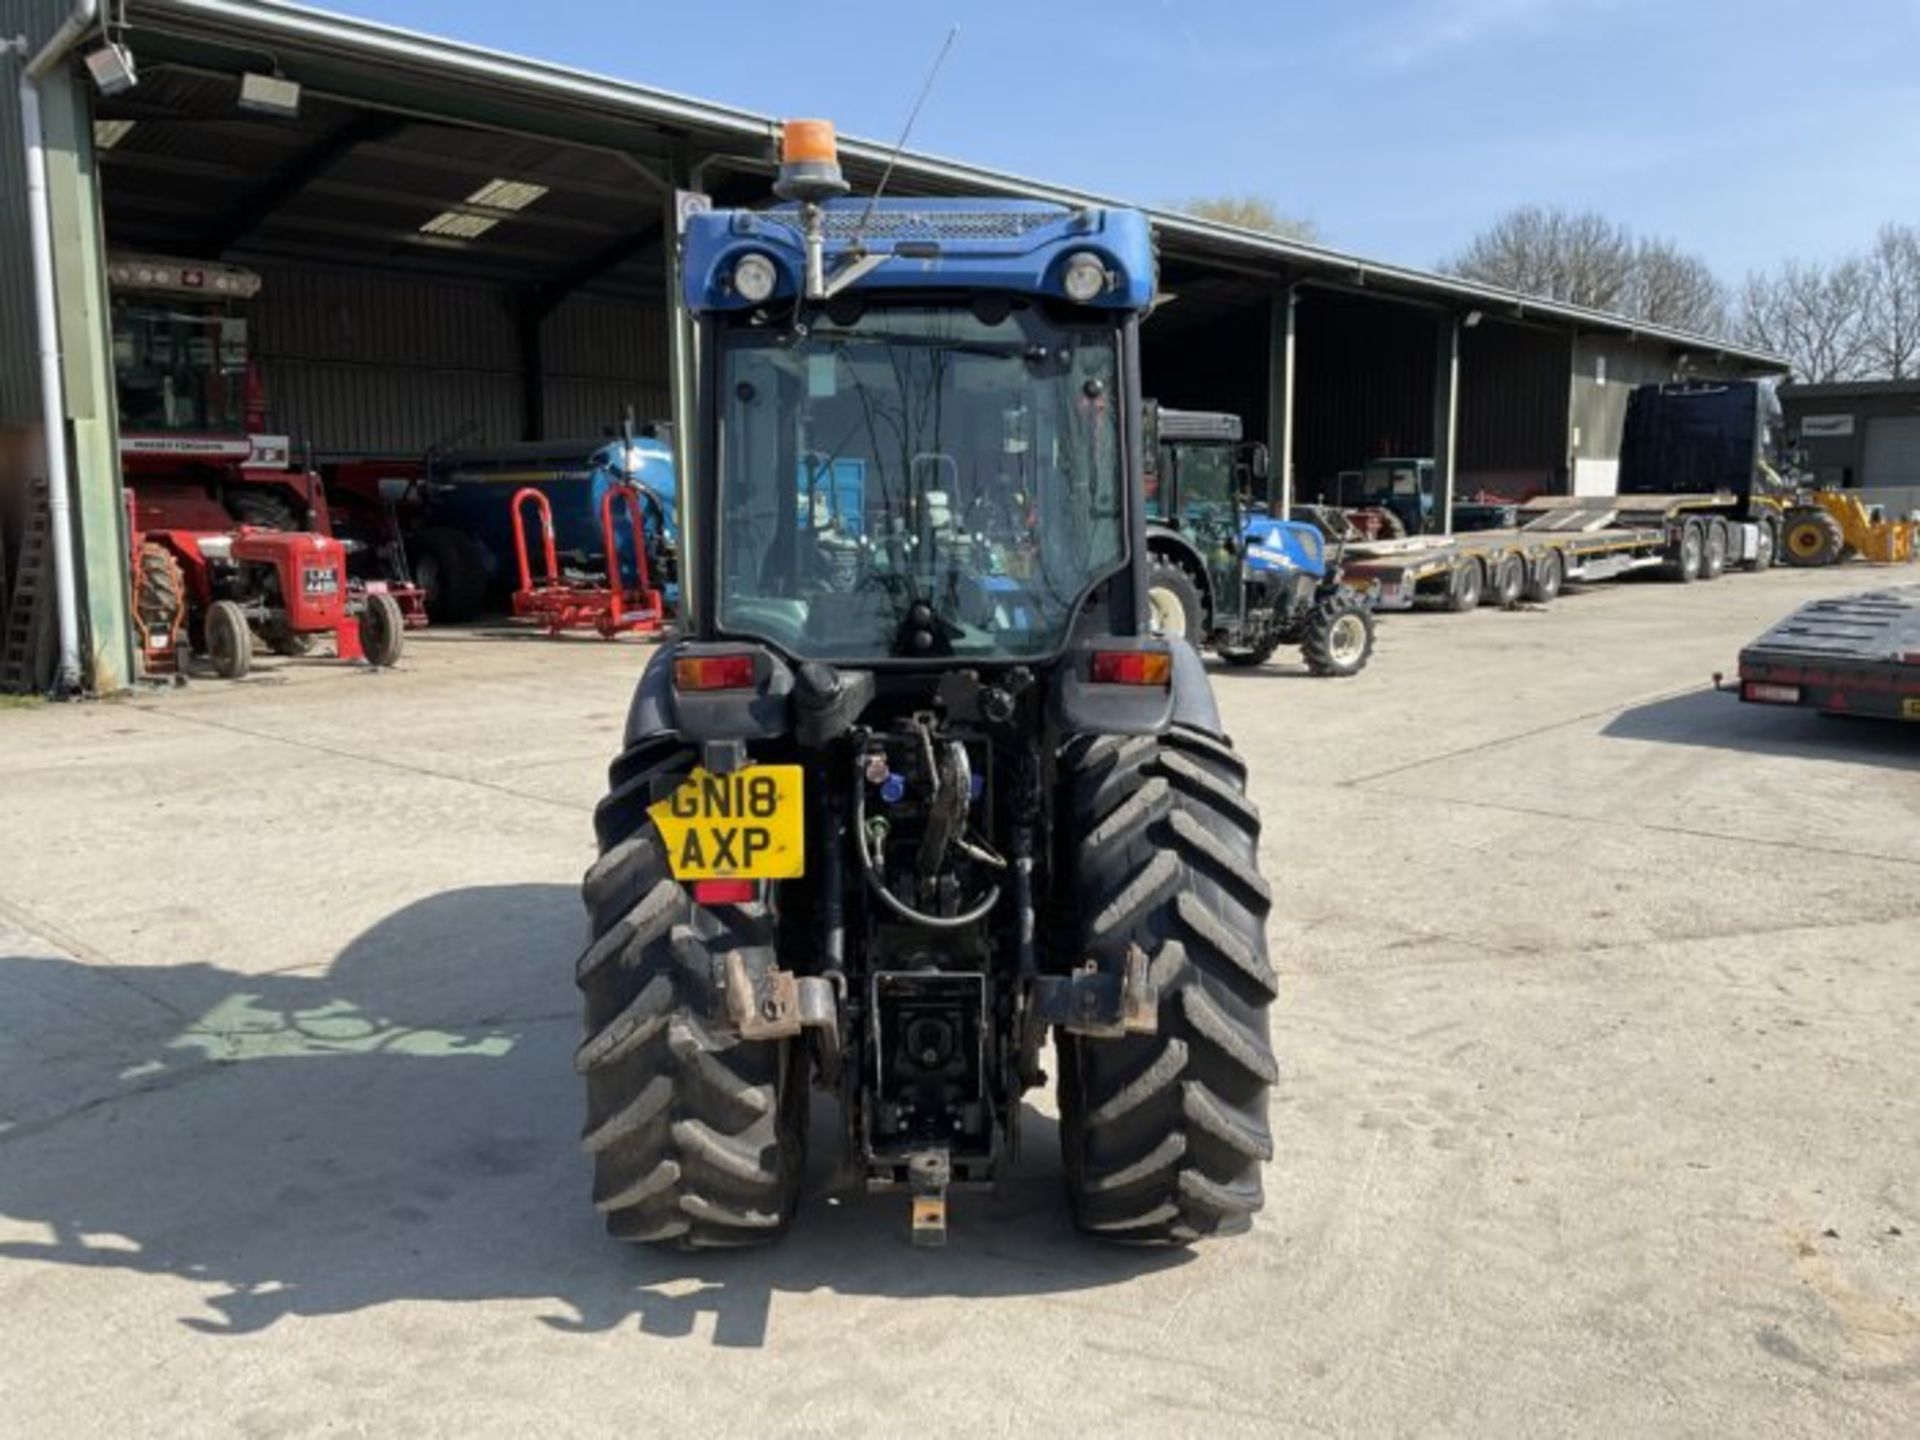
1340, 489, 1768, 612
1729, 584, 1920, 722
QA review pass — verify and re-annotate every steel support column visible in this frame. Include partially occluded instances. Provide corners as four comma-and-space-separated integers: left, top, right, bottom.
1268, 285, 1297, 517
1434, 314, 1461, 536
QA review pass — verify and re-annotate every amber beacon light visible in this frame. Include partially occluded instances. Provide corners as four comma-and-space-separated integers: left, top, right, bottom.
774, 118, 849, 203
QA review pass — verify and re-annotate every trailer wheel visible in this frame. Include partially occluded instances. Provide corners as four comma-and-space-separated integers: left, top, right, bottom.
1146, 556, 1207, 647
206, 599, 253, 679
1058, 725, 1275, 1244
1672, 520, 1703, 583
577, 735, 808, 1248
358, 591, 405, 667
1491, 555, 1525, 608
1443, 559, 1482, 612
1524, 549, 1563, 604
1782, 509, 1845, 568
1700, 520, 1728, 580
1300, 589, 1375, 677
413, 526, 490, 623
1747, 519, 1778, 572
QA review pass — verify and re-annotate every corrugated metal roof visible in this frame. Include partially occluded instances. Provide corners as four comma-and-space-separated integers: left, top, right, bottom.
128, 0, 1788, 371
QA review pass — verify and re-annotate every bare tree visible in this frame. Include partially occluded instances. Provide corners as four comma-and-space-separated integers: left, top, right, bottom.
1623, 238, 1730, 337
1176, 195, 1320, 243
1443, 206, 1733, 334
1736, 259, 1873, 382
1443, 206, 1635, 312
1862, 223, 1920, 380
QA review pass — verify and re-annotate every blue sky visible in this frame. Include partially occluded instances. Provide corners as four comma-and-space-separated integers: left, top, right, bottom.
326, 0, 1919, 278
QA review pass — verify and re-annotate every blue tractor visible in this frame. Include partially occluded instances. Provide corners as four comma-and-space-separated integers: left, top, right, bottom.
406, 425, 678, 621
573, 121, 1274, 1248
1145, 405, 1376, 677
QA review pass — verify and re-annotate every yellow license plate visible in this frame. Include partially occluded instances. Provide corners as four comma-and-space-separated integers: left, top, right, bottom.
650, 765, 805, 880
1904, 698, 1920, 721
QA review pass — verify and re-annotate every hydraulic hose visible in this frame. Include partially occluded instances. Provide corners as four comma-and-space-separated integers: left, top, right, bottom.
852, 756, 999, 932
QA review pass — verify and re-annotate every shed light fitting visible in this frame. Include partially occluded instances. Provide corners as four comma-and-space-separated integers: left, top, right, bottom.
238, 70, 302, 119
464, 178, 548, 212
419, 211, 500, 241
93, 118, 136, 150
84, 40, 138, 97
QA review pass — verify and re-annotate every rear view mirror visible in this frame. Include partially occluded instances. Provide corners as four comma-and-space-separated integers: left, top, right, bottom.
1245, 443, 1271, 483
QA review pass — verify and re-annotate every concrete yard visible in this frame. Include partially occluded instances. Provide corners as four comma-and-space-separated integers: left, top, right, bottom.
2, 566, 1916, 1438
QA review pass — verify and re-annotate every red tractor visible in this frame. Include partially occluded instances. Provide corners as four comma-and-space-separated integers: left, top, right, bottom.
109, 253, 412, 677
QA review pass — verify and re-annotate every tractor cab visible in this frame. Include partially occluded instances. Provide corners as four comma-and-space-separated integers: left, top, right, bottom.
107, 253, 324, 536
1338, 457, 1437, 537
1143, 403, 1268, 624
683, 196, 1155, 666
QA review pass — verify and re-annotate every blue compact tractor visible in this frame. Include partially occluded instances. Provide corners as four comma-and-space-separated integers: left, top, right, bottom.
1144, 404, 1376, 676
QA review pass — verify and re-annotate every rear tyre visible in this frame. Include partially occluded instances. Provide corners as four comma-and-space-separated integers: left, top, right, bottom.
1524, 549, 1563, 604
226, 488, 303, 531
1214, 631, 1283, 667
206, 598, 252, 679
412, 526, 490, 623
1671, 520, 1703, 583
1146, 556, 1207, 647
1058, 726, 1276, 1244
1299, 589, 1376, 677
1782, 509, 1845, 568
1701, 520, 1728, 579
1746, 519, 1778, 572
264, 624, 316, 657
134, 542, 186, 647
577, 735, 807, 1248
359, 591, 405, 667
1443, 559, 1482, 612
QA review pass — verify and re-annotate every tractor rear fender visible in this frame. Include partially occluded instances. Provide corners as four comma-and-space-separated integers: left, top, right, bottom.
1051, 634, 1222, 739
623, 641, 795, 748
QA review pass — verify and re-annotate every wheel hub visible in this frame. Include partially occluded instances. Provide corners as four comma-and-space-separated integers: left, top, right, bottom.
1328, 613, 1367, 664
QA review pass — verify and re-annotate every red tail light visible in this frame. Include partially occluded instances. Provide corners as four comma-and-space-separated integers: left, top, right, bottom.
1090, 650, 1172, 686
674, 653, 756, 691
692, 879, 756, 905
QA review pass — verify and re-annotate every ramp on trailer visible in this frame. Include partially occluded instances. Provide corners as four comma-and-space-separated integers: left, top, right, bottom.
1735, 585, 1920, 721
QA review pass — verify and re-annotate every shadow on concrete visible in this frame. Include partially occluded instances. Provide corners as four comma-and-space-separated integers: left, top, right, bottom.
0, 885, 1182, 1347
1603, 687, 1920, 768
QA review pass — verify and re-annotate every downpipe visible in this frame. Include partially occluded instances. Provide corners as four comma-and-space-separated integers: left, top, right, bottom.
17, 0, 100, 696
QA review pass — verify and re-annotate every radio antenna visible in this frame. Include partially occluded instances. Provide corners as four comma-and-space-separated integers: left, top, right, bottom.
851, 23, 960, 245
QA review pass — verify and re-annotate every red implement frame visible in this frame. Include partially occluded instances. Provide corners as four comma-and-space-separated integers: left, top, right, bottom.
509, 485, 664, 638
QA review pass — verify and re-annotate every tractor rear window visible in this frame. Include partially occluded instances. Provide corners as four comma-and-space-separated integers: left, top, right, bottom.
714, 301, 1126, 661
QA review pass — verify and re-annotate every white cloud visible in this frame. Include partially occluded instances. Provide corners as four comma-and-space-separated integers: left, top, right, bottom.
1370, 0, 1615, 69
